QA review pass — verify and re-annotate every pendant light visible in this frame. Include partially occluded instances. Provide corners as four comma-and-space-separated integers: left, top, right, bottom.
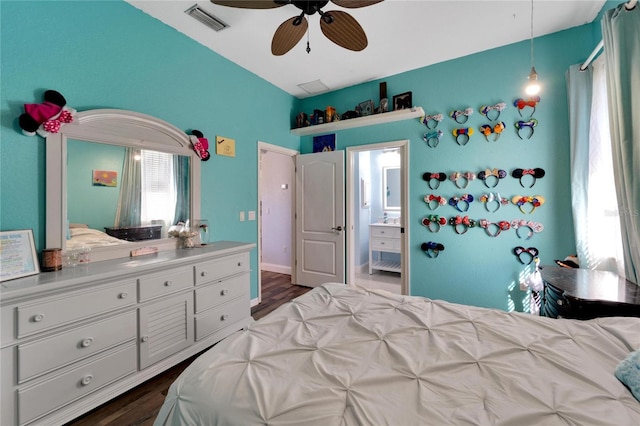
525, 0, 541, 96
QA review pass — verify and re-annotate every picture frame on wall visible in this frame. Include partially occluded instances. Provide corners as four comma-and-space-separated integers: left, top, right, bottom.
393, 91, 413, 110
313, 134, 336, 152
0, 229, 40, 282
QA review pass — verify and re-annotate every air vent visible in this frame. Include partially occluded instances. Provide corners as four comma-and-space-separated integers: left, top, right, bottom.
185, 4, 229, 32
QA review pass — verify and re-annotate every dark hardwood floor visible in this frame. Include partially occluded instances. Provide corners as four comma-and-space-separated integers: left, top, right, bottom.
66, 272, 311, 426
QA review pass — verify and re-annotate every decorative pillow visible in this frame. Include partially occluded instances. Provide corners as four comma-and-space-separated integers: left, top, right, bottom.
615, 350, 640, 402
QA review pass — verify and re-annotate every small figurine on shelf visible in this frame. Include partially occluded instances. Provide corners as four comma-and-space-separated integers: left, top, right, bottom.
295, 112, 309, 128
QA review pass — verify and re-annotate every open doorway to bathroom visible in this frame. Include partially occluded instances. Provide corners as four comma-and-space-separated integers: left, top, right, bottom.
346, 140, 409, 295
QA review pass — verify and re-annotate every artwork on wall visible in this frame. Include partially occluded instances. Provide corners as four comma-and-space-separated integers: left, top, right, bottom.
0, 230, 40, 281
313, 134, 336, 152
392, 91, 412, 110
92, 170, 117, 187
216, 136, 236, 157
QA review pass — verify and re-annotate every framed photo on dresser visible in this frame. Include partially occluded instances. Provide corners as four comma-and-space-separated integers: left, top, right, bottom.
0, 229, 40, 282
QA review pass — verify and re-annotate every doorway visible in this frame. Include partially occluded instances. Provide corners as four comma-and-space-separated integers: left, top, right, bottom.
346, 140, 410, 295
256, 142, 297, 306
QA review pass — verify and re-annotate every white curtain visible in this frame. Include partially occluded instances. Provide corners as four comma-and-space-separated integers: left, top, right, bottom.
566, 56, 624, 275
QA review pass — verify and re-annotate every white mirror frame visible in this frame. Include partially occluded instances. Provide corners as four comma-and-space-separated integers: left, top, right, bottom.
46, 109, 201, 262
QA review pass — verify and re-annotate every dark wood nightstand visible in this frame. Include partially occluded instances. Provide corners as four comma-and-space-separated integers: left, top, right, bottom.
104, 225, 162, 242
540, 266, 640, 320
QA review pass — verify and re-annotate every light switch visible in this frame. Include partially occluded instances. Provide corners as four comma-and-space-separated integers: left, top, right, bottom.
248, 211, 256, 221
239, 211, 245, 222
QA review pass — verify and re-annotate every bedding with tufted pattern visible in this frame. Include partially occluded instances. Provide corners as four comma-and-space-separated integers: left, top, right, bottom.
155, 284, 640, 425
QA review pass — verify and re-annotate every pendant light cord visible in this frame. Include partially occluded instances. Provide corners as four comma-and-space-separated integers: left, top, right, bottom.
529, 0, 534, 68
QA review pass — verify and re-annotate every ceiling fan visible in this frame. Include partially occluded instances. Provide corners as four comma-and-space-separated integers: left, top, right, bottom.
211, 1, 384, 55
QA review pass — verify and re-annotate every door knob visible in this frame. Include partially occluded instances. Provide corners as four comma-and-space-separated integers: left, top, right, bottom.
331, 226, 343, 232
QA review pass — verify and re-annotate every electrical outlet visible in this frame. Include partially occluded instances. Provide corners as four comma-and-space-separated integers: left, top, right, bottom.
239, 211, 245, 222
248, 211, 256, 221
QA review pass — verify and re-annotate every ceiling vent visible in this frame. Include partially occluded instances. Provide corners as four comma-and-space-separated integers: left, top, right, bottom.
185, 4, 229, 32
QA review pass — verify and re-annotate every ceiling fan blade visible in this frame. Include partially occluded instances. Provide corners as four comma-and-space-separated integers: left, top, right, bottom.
330, 0, 383, 8
271, 16, 308, 56
320, 10, 367, 51
211, 1, 285, 9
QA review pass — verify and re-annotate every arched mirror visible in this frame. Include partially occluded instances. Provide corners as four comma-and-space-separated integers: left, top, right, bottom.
46, 109, 201, 262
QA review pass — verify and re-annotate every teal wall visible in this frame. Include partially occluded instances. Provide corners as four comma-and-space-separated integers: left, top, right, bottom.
0, 0, 607, 310
67, 139, 125, 230
298, 24, 601, 311
0, 1, 298, 300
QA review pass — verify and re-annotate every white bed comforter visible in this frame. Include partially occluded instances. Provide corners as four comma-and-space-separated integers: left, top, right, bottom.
155, 284, 640, 426
66, 227, 129, 250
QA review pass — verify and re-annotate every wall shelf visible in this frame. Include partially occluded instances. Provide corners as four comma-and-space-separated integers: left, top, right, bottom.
290, 106, 425, 136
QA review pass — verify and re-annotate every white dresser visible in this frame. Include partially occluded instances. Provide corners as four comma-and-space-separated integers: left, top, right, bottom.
369, 224, 401, 274
0, 241, 254, 426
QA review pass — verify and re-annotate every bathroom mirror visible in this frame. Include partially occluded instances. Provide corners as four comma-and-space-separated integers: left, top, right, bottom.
383, 166, 400, 210
46, 109, 201, 262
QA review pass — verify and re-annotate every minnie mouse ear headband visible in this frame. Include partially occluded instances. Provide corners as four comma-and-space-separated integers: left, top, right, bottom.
423, 172, 446, 190
449, 171, 476, 189
477, 168, 507, 188
448, 215, 476, 234
512, 168, 545, 187
423, 130, 443, 148
422, 215, 446, 233
19, 90, 76, 137
512, 195, 545, 213
513, 246, 539, 265
452, 127, 473, 145
449, 107, 473, 124
479, 102, 507, 121
189, 130, 211, 161
421, 113, 444, 129
421, 241, 445, 258
480, 192, 509, 212
479, 122, 506, 142
448, 194, 474, 212
515, 119, 538, 139
513, 96, 540, 117
510, 219, 544, 239
424, 194, 447, 210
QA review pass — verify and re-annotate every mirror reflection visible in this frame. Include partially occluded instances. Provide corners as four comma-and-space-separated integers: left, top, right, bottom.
66, 139, 190, 250
383, 166, 400, 210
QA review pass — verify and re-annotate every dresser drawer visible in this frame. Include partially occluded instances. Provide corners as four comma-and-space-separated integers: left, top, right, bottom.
18, 343, 136, 425
17, 282, 136, 338
195, 252, 250, 285
195, 274, 248, 314
138, 266, 193, 301
17, 311, 136, 383
195, 298, 248, 341
370, 226, 400, 239
371, 237, 401, 252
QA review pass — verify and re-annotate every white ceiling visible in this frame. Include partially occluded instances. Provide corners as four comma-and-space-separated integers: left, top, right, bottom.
127, 0, 604, 99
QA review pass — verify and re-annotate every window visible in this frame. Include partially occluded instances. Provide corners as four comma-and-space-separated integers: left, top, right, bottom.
140, 150, 176, 226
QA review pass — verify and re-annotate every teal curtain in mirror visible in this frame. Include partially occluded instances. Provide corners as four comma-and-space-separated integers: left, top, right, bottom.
114, 148, 142, 227
602, 3, 640, 284
173, 155, 190, 224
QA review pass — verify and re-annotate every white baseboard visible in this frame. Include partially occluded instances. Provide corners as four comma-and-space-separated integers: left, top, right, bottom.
260, 263, 292, 275
251, 297, 259, 307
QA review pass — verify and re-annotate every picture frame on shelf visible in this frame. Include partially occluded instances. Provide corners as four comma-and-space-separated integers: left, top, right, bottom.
393, 91, 413, 110
0, 229, 40, 282
313, 134, 336, 152
358, 100, 375, 117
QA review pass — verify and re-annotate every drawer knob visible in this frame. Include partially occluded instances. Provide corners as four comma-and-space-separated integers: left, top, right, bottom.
221, 314, 229, 321
81, 374, 93, 386
119, 292, 128, 299
141, 335, 149, 342
81, 337, 94, 348
237, 262, 242, 267
380, 242, 385, 245
32, 314, 45, 323
201, 271, 208, 277
221, 289, 229, 296
557, 300, 563, 306
165, 280, 172, 286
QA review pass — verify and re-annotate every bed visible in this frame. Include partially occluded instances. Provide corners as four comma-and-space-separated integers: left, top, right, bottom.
66, 226, 131, 250
154, 284, 640, 425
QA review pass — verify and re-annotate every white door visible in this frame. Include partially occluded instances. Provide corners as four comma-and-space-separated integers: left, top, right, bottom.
295, 150, 345, 287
